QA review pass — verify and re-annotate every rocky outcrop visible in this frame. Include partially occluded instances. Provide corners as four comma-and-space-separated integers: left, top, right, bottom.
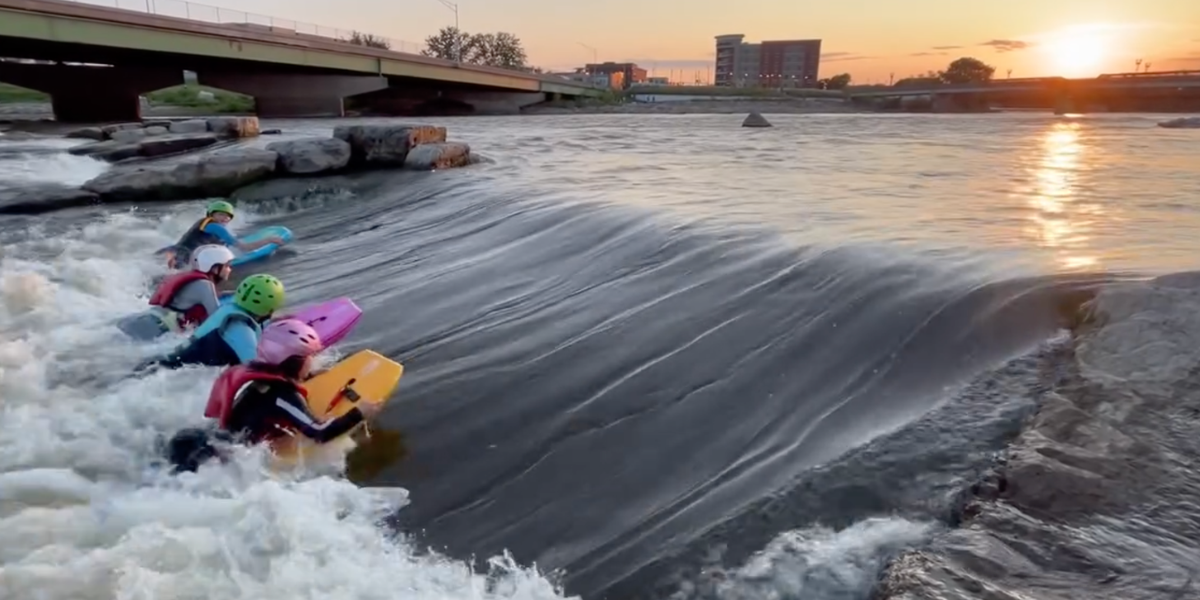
742, 112, 772, 127
65, 117, 260, 163
206, 116, 259, 138
266, 137, 352, 175
168, 119, 208, 134
333, 124, 446, 167
0, 183, 100, 215
403, 142, 472, 170
1158, 116, 1200, 129
871, 275, 1200, 600
82, 148, 277, 203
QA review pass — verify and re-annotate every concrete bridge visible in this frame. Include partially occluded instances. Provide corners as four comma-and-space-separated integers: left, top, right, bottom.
0, 0, 603, 121
846, 72, 1200, 113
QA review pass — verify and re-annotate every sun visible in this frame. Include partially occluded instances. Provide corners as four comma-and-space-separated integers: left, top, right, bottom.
1045, 31, 1107, 77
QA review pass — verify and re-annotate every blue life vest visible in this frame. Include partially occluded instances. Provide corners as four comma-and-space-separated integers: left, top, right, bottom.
191, 302, 262, 341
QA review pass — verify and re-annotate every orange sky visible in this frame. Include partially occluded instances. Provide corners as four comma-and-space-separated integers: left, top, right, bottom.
124, 0, 1200, 83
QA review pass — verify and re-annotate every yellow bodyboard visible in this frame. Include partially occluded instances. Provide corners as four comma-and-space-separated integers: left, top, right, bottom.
271, 349, 404, 467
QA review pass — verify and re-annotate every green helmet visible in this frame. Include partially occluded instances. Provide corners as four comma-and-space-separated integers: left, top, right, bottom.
206, 200, 235, 219
233, 274, 284, 317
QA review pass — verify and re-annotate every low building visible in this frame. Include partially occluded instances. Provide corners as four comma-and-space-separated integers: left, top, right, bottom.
584, 62, 647, 90
714, 34, 821, 88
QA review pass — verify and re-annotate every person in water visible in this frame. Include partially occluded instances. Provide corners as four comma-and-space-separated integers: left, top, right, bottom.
118, 245, 236, 340
152, 273, 285, 370
165, 319, 383, 473
162, 201, 285, 269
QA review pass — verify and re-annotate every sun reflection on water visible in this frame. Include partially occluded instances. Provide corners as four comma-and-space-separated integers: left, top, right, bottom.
1023, 121, 1105, 271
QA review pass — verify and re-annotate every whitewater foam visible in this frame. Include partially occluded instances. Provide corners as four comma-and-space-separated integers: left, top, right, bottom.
0, 205, 571, 600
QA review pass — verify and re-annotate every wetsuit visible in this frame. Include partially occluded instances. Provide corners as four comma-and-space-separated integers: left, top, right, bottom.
165, 365, 365, 473
152, 303, 262, 369
209, 365, 365, 444
117, 272, 221, 340
170, 217, 238, 262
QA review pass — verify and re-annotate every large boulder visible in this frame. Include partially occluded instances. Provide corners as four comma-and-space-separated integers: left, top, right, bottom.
82, 148, 277, 202
266, 137, 352, 175
110, 128, 148, 143
403, 142, 471, 170
0, 183, 100, 215
144, 126, 169, 136
100, 122, 143, 137
169, 119, 208, 134
207, 116, 260, 138
65, 126, 104, 140
742, 112, 772, 127
67, 132, 220, 163
332, 124, 446, 167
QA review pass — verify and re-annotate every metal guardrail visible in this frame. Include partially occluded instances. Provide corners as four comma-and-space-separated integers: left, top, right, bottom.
71, 0, 428, 58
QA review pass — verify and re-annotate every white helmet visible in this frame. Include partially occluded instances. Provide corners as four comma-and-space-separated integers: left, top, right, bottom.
190, 244, 236, 273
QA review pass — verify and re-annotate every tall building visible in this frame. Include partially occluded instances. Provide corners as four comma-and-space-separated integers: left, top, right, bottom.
584, 62, 648, 90
714, 34, 822, 88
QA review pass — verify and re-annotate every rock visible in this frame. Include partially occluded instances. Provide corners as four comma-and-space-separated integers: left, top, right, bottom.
742, 112, 772, 127
332, 124, 446, 167
142, 119, 173, 128
67, 132, 220, 162
403, 142, 471, 170
82, 148, 277, 202
168, 119, 208, 134
1157, 116, 1200, 129
137, 133, 221, 158
0, 183, 100, 215
65, 126, 104, 140
109, 128, 147, 143
67, 140, 142, 162
261, 129, 283, 135
206, 116, 260, 138
100, 122, 143, 137
144, 126, 169, 136
265, 137, 352, 175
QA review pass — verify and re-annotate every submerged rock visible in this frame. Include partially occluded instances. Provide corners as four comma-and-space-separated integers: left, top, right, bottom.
1157, 116, 1200, 129
403, 142, 471, 170
333, 124, 446, 167
82, 148, 277, 202
266, 137, 352, 175
0, 183, 100, 215
742, 112, 772, 127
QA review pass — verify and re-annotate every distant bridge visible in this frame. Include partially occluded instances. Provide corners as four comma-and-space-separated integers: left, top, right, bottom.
845, 71, 1200, 112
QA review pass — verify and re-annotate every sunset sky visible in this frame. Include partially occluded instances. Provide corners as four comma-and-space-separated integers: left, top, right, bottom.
137, 0, 1200, 83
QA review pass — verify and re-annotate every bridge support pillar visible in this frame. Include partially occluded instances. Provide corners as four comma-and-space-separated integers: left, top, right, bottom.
0, 63, 181, 122
1053, 92, 1079, 115
196, 73, 390, 118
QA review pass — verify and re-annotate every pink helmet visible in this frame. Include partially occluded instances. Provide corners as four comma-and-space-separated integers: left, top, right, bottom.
256, 318, 322, 365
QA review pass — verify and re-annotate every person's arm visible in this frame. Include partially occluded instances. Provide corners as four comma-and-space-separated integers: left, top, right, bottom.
220, 321, 260, 364
203, 222, 283, 252
270, 390, 365, 443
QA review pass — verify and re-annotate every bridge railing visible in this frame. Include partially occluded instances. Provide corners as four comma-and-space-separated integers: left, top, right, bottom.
74, 0, 427, 55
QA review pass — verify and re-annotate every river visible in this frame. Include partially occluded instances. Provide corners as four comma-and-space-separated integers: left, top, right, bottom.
1, 112, 1198, 599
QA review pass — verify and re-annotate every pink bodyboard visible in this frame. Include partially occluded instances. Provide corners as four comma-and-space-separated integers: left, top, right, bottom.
276, 297, 363, 349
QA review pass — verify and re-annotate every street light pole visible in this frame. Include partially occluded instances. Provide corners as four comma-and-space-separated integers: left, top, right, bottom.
433, 0, 461, 63
577, 42, 597, 65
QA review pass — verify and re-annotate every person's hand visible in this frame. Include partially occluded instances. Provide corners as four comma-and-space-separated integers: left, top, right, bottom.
355, 401, 384, 420
165, 253, 177, 269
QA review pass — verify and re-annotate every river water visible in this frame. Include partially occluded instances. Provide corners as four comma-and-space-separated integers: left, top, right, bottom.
1, 113, 1198, 599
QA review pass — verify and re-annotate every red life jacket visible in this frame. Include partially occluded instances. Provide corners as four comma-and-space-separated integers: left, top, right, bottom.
204, 365, 309, 436
148, 270, 212, 328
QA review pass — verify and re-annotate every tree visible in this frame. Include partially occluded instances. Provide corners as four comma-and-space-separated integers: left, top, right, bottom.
345, 31, 391, 50
818, 73, 852, 90
421, 26, 528, 70
422, 26, 471, 61
939, 57, 994, 84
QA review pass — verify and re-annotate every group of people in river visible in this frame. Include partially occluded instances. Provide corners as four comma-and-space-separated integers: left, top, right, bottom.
139, 200, 383, 473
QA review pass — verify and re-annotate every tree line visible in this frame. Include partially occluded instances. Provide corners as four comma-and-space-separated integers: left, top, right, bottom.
894, 57, 996, 87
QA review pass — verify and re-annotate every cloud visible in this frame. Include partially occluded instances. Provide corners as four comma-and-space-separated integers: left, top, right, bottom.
981, 39, 1030, 52
910, 51, 947, 56
822, 52, 876, 62
931, 45, 962, 50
